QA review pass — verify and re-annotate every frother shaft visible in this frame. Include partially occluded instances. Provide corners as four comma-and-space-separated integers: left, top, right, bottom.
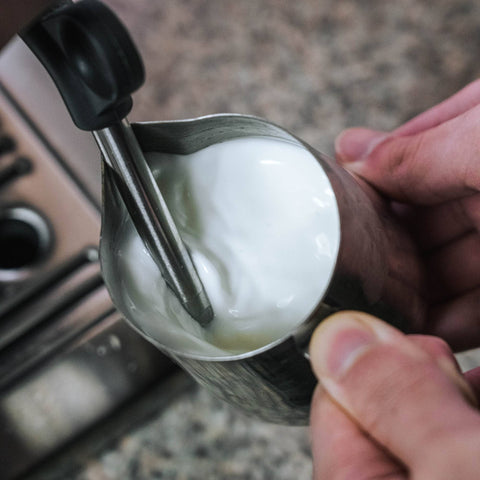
94, 120, 213, 326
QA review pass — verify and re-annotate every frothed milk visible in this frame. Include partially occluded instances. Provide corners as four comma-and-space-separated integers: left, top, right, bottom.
115, 136, 340, 357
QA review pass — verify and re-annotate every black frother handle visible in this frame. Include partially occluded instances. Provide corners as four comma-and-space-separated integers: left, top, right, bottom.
20, 0, 145, 131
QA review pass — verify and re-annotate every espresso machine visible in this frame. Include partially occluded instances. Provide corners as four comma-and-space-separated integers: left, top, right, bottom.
0, 28, 183, 480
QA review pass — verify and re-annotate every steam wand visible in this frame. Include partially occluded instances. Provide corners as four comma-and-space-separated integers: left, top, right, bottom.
21, 0, 213, 326
93, 121, 213, 326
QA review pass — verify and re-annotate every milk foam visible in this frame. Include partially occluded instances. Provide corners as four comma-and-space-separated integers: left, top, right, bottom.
116, 136, 340, 357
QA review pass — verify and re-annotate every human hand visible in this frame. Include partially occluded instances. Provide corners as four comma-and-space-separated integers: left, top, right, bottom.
335, 80, 480, 351
309, 311, 480, 479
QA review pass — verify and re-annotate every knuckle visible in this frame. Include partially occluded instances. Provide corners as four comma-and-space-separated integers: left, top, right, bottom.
370, 134, 428, 202
423, 336, 453, 359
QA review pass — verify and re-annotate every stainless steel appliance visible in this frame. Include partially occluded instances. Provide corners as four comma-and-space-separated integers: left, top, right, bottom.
0, 38, 178, 479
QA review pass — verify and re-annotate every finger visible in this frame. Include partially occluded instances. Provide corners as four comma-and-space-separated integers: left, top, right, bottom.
408, 335, 473, 398
391, 201, 473, 252
464, 367, 480, 403
310, 385, 406, 480
409, 334, 461, 370
334, 128, 388, 164
379, 210, 427, 330
393, 79, 480, 136
309, 311, 480, 472
393, 192, 480, 252
335, 79, 480, 165
427, 288, 480, 352
336, 105, 480, 205
312, 334, 467, 480
425, 231, 480, 300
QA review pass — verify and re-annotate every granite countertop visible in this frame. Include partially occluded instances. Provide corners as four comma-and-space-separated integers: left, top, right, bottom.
35, 0, 480, 478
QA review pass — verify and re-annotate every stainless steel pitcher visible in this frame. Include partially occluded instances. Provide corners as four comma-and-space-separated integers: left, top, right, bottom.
20, 0, 418, 425
100, 114, 417, 425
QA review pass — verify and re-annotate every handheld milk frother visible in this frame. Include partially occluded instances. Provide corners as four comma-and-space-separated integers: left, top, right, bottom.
21, 0, 213, 326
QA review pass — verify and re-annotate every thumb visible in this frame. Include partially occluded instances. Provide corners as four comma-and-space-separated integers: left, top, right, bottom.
309, 311, 480, 474
335, 105, 480, 205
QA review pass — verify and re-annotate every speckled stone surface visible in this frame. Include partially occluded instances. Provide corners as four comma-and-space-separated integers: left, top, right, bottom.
42, 0, 480, 478
70, 381, 313, 480
110, 0, 480, 154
